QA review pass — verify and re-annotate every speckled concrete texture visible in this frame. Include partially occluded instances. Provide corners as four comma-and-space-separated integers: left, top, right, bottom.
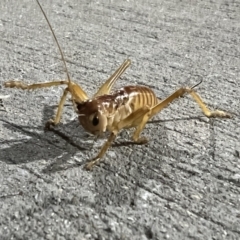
0, 0, 240, 239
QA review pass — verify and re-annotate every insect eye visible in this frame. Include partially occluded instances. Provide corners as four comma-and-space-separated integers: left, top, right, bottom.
92, 115, 99, 126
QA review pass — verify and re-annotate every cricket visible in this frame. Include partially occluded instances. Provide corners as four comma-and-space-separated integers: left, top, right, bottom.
4, 0, 231, 170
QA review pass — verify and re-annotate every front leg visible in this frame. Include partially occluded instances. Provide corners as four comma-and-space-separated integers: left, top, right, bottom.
84, 107, 151, 170
117, 106, 151, 144
84, 132, 117, 170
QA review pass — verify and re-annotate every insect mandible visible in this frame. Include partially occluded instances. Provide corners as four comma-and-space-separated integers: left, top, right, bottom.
4, 0, 231, 170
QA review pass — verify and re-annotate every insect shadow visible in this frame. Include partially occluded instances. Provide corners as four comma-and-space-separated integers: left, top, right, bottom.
0, 103, 88, 168
91, 115, 205, 209
0, 99, 200, 174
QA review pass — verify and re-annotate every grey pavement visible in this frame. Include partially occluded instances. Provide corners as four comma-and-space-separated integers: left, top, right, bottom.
0, 0, 240, 239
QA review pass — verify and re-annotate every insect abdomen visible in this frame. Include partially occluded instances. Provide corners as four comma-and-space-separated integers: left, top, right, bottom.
124, 85, 159, 111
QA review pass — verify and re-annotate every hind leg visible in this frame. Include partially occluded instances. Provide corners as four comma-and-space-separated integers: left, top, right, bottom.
149, 87, 231, 119
131, 86, 231, 143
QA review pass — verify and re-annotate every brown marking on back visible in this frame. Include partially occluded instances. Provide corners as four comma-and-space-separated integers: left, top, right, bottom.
77, 99, 99, 115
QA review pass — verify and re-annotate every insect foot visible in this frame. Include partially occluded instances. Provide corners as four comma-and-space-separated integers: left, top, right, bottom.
44, 119, 56, 130
84, 157, 101, 171
209, 110, 232, 118
134, 136, 149, 144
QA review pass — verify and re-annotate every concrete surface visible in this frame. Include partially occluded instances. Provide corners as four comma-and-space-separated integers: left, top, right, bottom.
0, 0, 240, 239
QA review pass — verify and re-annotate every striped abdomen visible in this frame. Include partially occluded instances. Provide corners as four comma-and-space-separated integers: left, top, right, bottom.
102, 85, 159, 131
123, 85, 159, 112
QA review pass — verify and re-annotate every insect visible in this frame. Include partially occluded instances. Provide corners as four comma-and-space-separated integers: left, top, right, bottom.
4, 0, 231, 170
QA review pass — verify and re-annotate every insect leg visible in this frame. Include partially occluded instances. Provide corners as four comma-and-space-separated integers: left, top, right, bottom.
184, 87, 231, 118
129, 86, 231, 143
45, 87, 69, 129
93, 59, 131, 97
85, 107, 152, 170
84, 132, 117, 170
119, 107, 152, 143
149, 87, 231, 119
4, 80, 68, 90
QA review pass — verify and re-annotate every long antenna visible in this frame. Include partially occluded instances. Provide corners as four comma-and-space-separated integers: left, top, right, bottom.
35, 0, 71, 83
191, 75, 203, 89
